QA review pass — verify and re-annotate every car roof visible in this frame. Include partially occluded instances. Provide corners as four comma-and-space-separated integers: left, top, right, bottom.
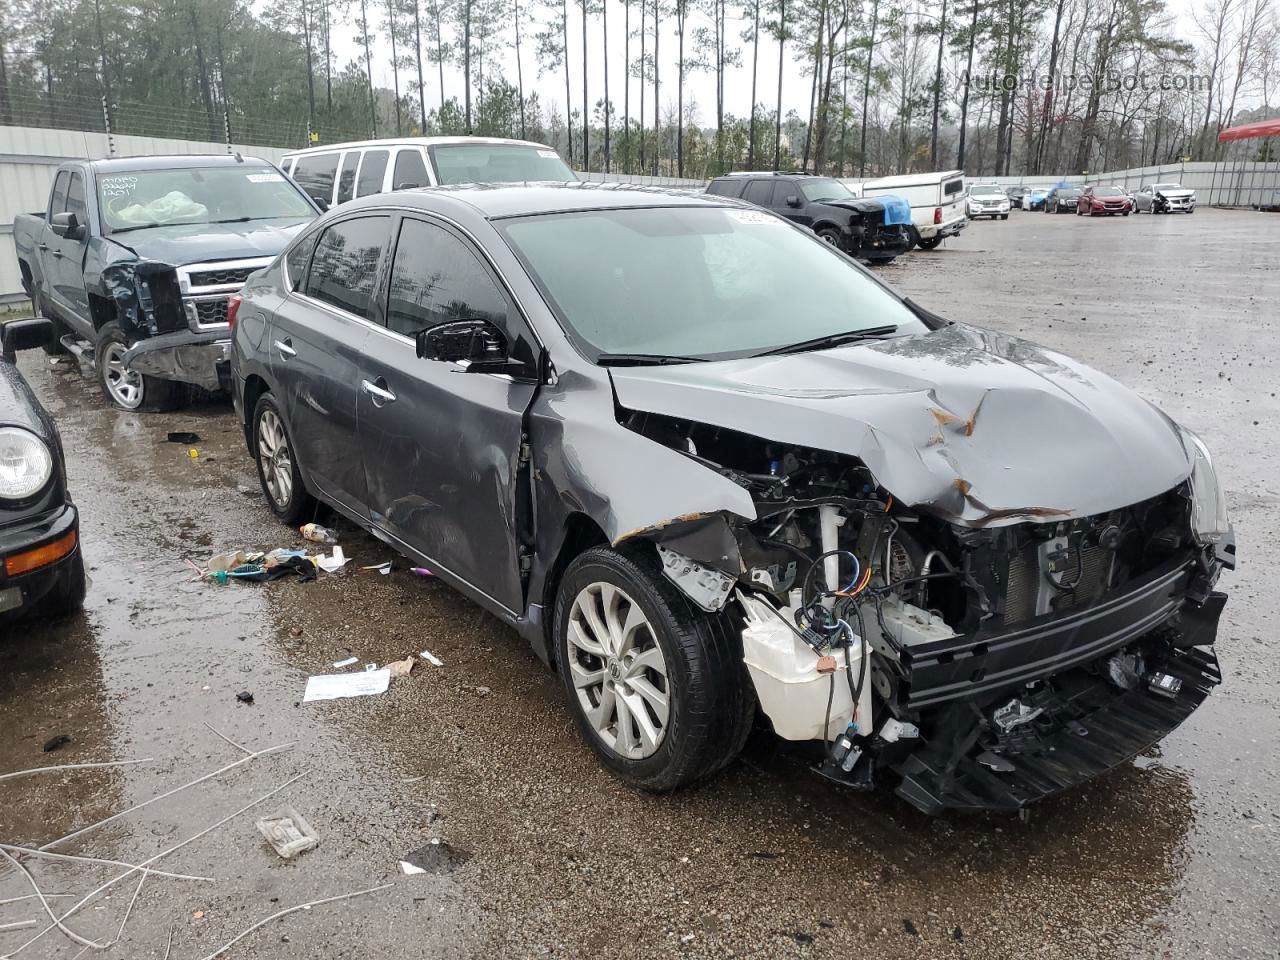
341, 182, 735, 219
86, 154, 274, 172
283, 136, 554, 157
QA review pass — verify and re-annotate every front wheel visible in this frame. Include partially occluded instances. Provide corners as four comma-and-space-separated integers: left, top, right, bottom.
554, 546, 755, 791
1000, 214, 1009, 220
95, 323, 183, 412
253, 393, 316, 524
816, 227, 845, 250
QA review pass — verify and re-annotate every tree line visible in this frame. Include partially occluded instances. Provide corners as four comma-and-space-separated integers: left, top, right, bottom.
0, 0, 1276, 178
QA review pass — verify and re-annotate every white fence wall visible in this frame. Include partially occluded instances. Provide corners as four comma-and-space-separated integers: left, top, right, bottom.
0, 124, 288, 302
980, 160, 1280, 208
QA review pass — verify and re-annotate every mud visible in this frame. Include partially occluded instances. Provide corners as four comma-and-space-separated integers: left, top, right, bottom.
3, 206, 1278, 959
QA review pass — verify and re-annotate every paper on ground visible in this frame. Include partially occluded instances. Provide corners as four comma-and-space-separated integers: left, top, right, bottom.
317, 546, 349, 574
303, 667, 390, 702
332, 656, 359, 668
419, 649, 444, 667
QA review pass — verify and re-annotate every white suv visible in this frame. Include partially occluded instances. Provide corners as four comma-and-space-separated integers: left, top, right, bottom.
967, 184, 1011, 220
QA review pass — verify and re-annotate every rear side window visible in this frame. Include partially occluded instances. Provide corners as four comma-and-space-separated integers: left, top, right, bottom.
336, 153, 360, 204
356, 150, 390, 197
292, 153, 339, 202
707, 179, 743, 198
65, 173, 87, 221
385, 217, 508, 338
392, 149, 429, 190
304, 216, 390, 319
743, 180, 774, 206
285, 229, 321, 291
49, 171, 70, 217
944, 178, 964, 196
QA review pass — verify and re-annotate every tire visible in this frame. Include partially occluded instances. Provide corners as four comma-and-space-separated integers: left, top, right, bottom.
865, 255, 897, 265
252, 392, 316, 524
32, 293, 69, 356
915, 234, 943, 250
30, 551, 86, 619
554, 545, 755, 791
95, 322, 183, 412
1123, 211, 1130, 217
1000, 214, 1009, 220
816, 227, 844, 249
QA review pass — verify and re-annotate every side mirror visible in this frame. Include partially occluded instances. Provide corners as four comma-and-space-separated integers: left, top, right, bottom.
1, 317, 56, 360
394, 182, 421, 190
785, 195, 802, 209
50, 211, 83, 241
309, 195, 330, 212
415, 318, 527, 376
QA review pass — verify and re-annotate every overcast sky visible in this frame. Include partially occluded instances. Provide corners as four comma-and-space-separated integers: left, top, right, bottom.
328, 0, 1218, 131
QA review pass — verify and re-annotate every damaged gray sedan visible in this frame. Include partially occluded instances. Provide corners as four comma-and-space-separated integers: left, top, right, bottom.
231, 184, 1234, 813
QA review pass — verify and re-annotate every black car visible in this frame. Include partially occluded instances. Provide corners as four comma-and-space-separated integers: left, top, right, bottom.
0, 318, 86, 622
1045, 187, 1083, 214
706, 173, 912, 264
231, 183, 1233, 815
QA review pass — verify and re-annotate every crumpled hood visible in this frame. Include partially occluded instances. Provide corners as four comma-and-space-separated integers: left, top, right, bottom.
1156, 188, 1194, 199
822, 197, 887, 217
609, 323, 1193, 526
107, 217, 312, 266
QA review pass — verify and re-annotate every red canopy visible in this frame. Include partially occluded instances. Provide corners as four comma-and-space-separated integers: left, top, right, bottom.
1218, 118, 1280, 142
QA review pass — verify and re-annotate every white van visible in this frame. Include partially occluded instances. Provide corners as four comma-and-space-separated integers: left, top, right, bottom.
280, 136, 576, 209
843, 170, 967, 250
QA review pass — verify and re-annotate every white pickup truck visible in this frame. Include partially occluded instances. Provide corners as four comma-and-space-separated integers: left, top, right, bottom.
842, 170, 968, 250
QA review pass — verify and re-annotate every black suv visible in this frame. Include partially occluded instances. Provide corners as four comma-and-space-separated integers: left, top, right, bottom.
706, 174, 912, 264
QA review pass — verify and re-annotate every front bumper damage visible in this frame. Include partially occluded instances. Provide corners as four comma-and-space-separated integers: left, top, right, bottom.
123, 330, 230, 392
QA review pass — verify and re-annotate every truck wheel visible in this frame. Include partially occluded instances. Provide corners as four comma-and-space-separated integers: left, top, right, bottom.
32, 294, 69, 356
554, 545, 755, 791
31, 551, 87, 620
816, 227, 845, 250
252, 393, 316, 524
915, 234, 943, 250
95, 323, 183, 412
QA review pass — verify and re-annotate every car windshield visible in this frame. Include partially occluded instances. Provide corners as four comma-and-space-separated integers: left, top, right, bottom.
1153, 183, 1183, 191
1060, 189, 1082, 198
96, 166, 313, 233
428, 143, 577, 185
499, 205, 925, 362
798, 179, 855, 202
971, 186, 1004, 197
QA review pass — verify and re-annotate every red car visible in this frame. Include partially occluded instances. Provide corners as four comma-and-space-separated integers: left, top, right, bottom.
1077, 185, 1132, 217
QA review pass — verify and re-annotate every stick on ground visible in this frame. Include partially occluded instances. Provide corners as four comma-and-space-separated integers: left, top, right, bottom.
0, 758, 153, 784
0, 848, 105, 949
0, 843, 214, 882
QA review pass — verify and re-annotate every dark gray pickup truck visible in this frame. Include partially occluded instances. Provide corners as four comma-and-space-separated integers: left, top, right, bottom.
14, 154, 318, 410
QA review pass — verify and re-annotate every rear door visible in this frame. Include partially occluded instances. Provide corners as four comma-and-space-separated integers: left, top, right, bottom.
273, 213, 393, 517
355, 214, 539, 615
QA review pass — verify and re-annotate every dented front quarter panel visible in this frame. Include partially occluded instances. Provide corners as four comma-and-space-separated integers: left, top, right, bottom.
607, 323, 1194, 526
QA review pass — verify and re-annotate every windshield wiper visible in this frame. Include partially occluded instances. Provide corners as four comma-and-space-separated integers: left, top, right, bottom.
754, 324, 900, 357
210, 216, 253, 224
595, 352, 708, 367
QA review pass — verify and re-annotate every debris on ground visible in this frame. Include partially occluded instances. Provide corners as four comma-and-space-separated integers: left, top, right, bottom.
387, 656, 415, 678
397, 838, 469, 875
409, 567, 434, 578
302, 668, 390, 702
42, 734, 72, 753
166, 431, 201, 444
236, 691, 255, 705
361, 562, 392, 575
419, 649, 443, 667
474, 686, 491, 697
300, 523, 338, 545
315, 546, 350, 574
332, 657, 359, 669
255, 805, 321, 859
208, 550, 249, 574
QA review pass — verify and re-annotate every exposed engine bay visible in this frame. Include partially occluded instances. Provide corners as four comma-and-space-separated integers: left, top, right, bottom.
623, 410, 1233, 813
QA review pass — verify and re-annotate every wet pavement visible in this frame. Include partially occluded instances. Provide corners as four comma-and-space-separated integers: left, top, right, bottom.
3, 206, 1278, 959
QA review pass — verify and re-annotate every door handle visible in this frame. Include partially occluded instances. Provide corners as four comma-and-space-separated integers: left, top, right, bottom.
37, 242, 48, 250
273, 338, 296, 358
360, 379, 397, 404
51, 249, 63, 258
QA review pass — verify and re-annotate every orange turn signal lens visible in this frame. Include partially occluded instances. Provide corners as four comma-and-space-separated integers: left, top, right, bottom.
4, 529, 77, 577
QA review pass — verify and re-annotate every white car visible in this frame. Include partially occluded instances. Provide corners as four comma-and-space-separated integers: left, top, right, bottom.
1135, 182, 1197, 214
844, 170, 968, 250
967, 185, 1011, 220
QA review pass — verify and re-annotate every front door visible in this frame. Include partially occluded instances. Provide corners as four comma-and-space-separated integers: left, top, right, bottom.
274, 213, 393, 517
48, 171, 93, 328
356, 215, 538, 615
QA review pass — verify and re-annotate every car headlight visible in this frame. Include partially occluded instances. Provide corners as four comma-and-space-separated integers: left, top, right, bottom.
0, 427, 53, 499
1181, 427, 1229, 544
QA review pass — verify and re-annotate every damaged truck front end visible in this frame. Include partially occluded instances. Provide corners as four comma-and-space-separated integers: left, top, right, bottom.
607, 329, 1233, 815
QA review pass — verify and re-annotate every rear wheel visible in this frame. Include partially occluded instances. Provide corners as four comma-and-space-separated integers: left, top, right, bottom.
253, 393, 316, 524
95, 323, 183, 412
554, 545, 754, 791
915, 234, 943, 250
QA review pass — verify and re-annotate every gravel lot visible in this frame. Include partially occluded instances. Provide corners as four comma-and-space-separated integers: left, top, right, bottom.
2, 205, 1277, 959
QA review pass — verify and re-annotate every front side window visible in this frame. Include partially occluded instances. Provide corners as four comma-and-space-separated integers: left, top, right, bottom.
428, 143, 576, 185
385, 217, 508, 338
499, 205, 924, 362
292, 153, 339, 201
96, 166, 314, 234
49, 171, 69, 217
285, 229, 322, 291
392, 149, 430, 189
66, 173, 87, 220
304, 215, 390, 319
356, 150, 389, 197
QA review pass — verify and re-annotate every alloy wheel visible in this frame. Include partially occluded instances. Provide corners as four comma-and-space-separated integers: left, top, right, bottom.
102, 342, 144, 409
566, 582, 670, 760
257, 407, 294, 507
